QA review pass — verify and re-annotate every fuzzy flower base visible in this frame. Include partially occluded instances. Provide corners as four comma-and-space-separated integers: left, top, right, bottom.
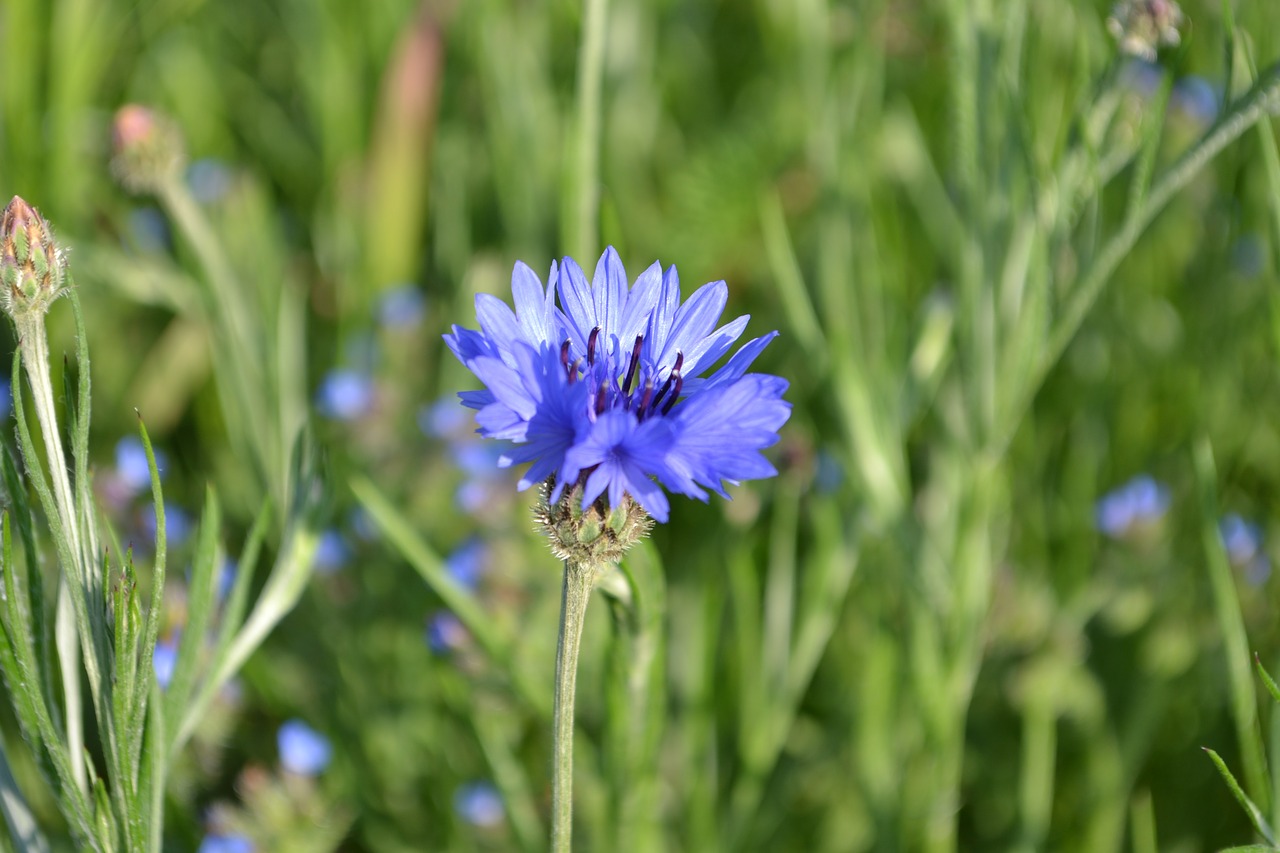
445, 248, 791, 523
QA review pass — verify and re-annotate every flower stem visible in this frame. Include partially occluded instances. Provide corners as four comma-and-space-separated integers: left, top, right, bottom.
552, 559, 599, 853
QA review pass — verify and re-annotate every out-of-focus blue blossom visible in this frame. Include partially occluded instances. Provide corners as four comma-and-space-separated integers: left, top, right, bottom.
1221, 514, 1271, 586
116, 435, 165, 494
197, 834, 253, 853
350, 507, 380, 542
127, 206, 171, 253
1231, 234, 1266, 279
814, 449, 843, 494
378, 285, 427, 329
426, 611, 467, 654
1119, 58, 1164, 97
445, 539, 487, 591
456, 480, 500, 516
187, 159, 234, 204
146, 502, 192, 547
316, 370, 376, 421
278, 719, 333, 776
454, 442, 505, 478
218, 559, 237, 602
1172, 75, 1219, 124
419, 397, 470, 439
1095, 475, 1171, 538
454, 782, 505, 828
314, 529, 350, 574
0, 379, 11, 421
153, 637, 178, 689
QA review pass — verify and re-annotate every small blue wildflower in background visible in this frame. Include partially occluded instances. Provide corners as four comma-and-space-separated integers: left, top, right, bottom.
126, 206, 171, 253
314, 529, 350, 574
0, 379, 11, 421
445, 539, 487, 591
444, 248, 791, 522
350, 507, 380, 542
197, 833, 253, 853
278, 719, 332, 776
218, 559, 237, 602
146, 502, 192, 547
419, 396, 470, 439
316, 369, 376, 421
116, 435, 165, 494
153, 637, 178, 689
814, 449, 844, 494
1095, 475, 1171, 538
187, 158, 234, 204
1221, 514, 1271, 586
454, 782, 505, 828
426, 611, 467, 654
378, 284, 427, 328
1172, 75, 1219, 125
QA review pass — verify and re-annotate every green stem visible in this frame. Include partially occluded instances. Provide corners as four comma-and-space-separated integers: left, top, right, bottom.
568, 0, 608, 262
552, 559, 599, 853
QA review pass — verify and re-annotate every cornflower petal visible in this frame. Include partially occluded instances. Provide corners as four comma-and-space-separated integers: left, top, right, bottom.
557, 255, 596, 356
592, 247, 628, 354
654, 280, 727, 370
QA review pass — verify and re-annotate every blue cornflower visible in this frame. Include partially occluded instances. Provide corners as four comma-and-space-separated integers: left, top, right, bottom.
444, 248, 790, 523
445, 538, 488, 590
314, 529, 350, 573
426, 611, 467, 654
145, 502, 191, 547
1221, 514, 1271, 586
153, 636, 178, 689
1095, 475, 1171, 538
197, 834, 253, 853
378, 284, 427, 328
316, 369, 376, 421
454, 781, 505, 828
116, 436, 164, 494
277, 719, 332, 776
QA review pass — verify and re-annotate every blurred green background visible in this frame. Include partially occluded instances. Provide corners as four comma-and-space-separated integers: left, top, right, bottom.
3, 0, 1280, 850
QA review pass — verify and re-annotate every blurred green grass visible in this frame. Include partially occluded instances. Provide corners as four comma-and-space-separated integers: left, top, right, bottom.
4, 0, 1280, 850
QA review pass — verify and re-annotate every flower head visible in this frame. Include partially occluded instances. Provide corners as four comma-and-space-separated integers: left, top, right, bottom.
445, 248, 790, 527
111, 105, 186, 194
1107, 0, 1184, 61
0, 196, 67, 321
277, 719, 332, 776
1095, 474, 1170, 539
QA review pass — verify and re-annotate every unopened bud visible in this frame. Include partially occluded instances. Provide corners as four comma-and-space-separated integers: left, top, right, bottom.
536, 479, 653, 567
1107, 0, 1184, 62
111, 105, 185, 194
0, 196, 67, 320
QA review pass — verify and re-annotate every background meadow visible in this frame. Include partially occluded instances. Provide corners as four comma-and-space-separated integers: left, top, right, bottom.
1, 0, 1280, 850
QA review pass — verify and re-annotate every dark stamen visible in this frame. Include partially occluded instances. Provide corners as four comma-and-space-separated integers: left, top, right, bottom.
594, 382, 608, 416
650, 352, 684, 413
560, 340, 572, 375
622, 335, 643, 394
568, 357, 583, 383
635, 377, 654, 418
661, 368, 683, 415
587, 327, 601, 366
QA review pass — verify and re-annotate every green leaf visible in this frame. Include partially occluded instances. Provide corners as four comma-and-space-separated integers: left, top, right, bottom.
1205, 747, 1276, 844
1257, 654, 1280, 707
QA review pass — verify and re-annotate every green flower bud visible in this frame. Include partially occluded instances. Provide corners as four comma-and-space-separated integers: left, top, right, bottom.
536, 478, 653, 567
0, 196, 67, 321
111, 104, 186, 194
